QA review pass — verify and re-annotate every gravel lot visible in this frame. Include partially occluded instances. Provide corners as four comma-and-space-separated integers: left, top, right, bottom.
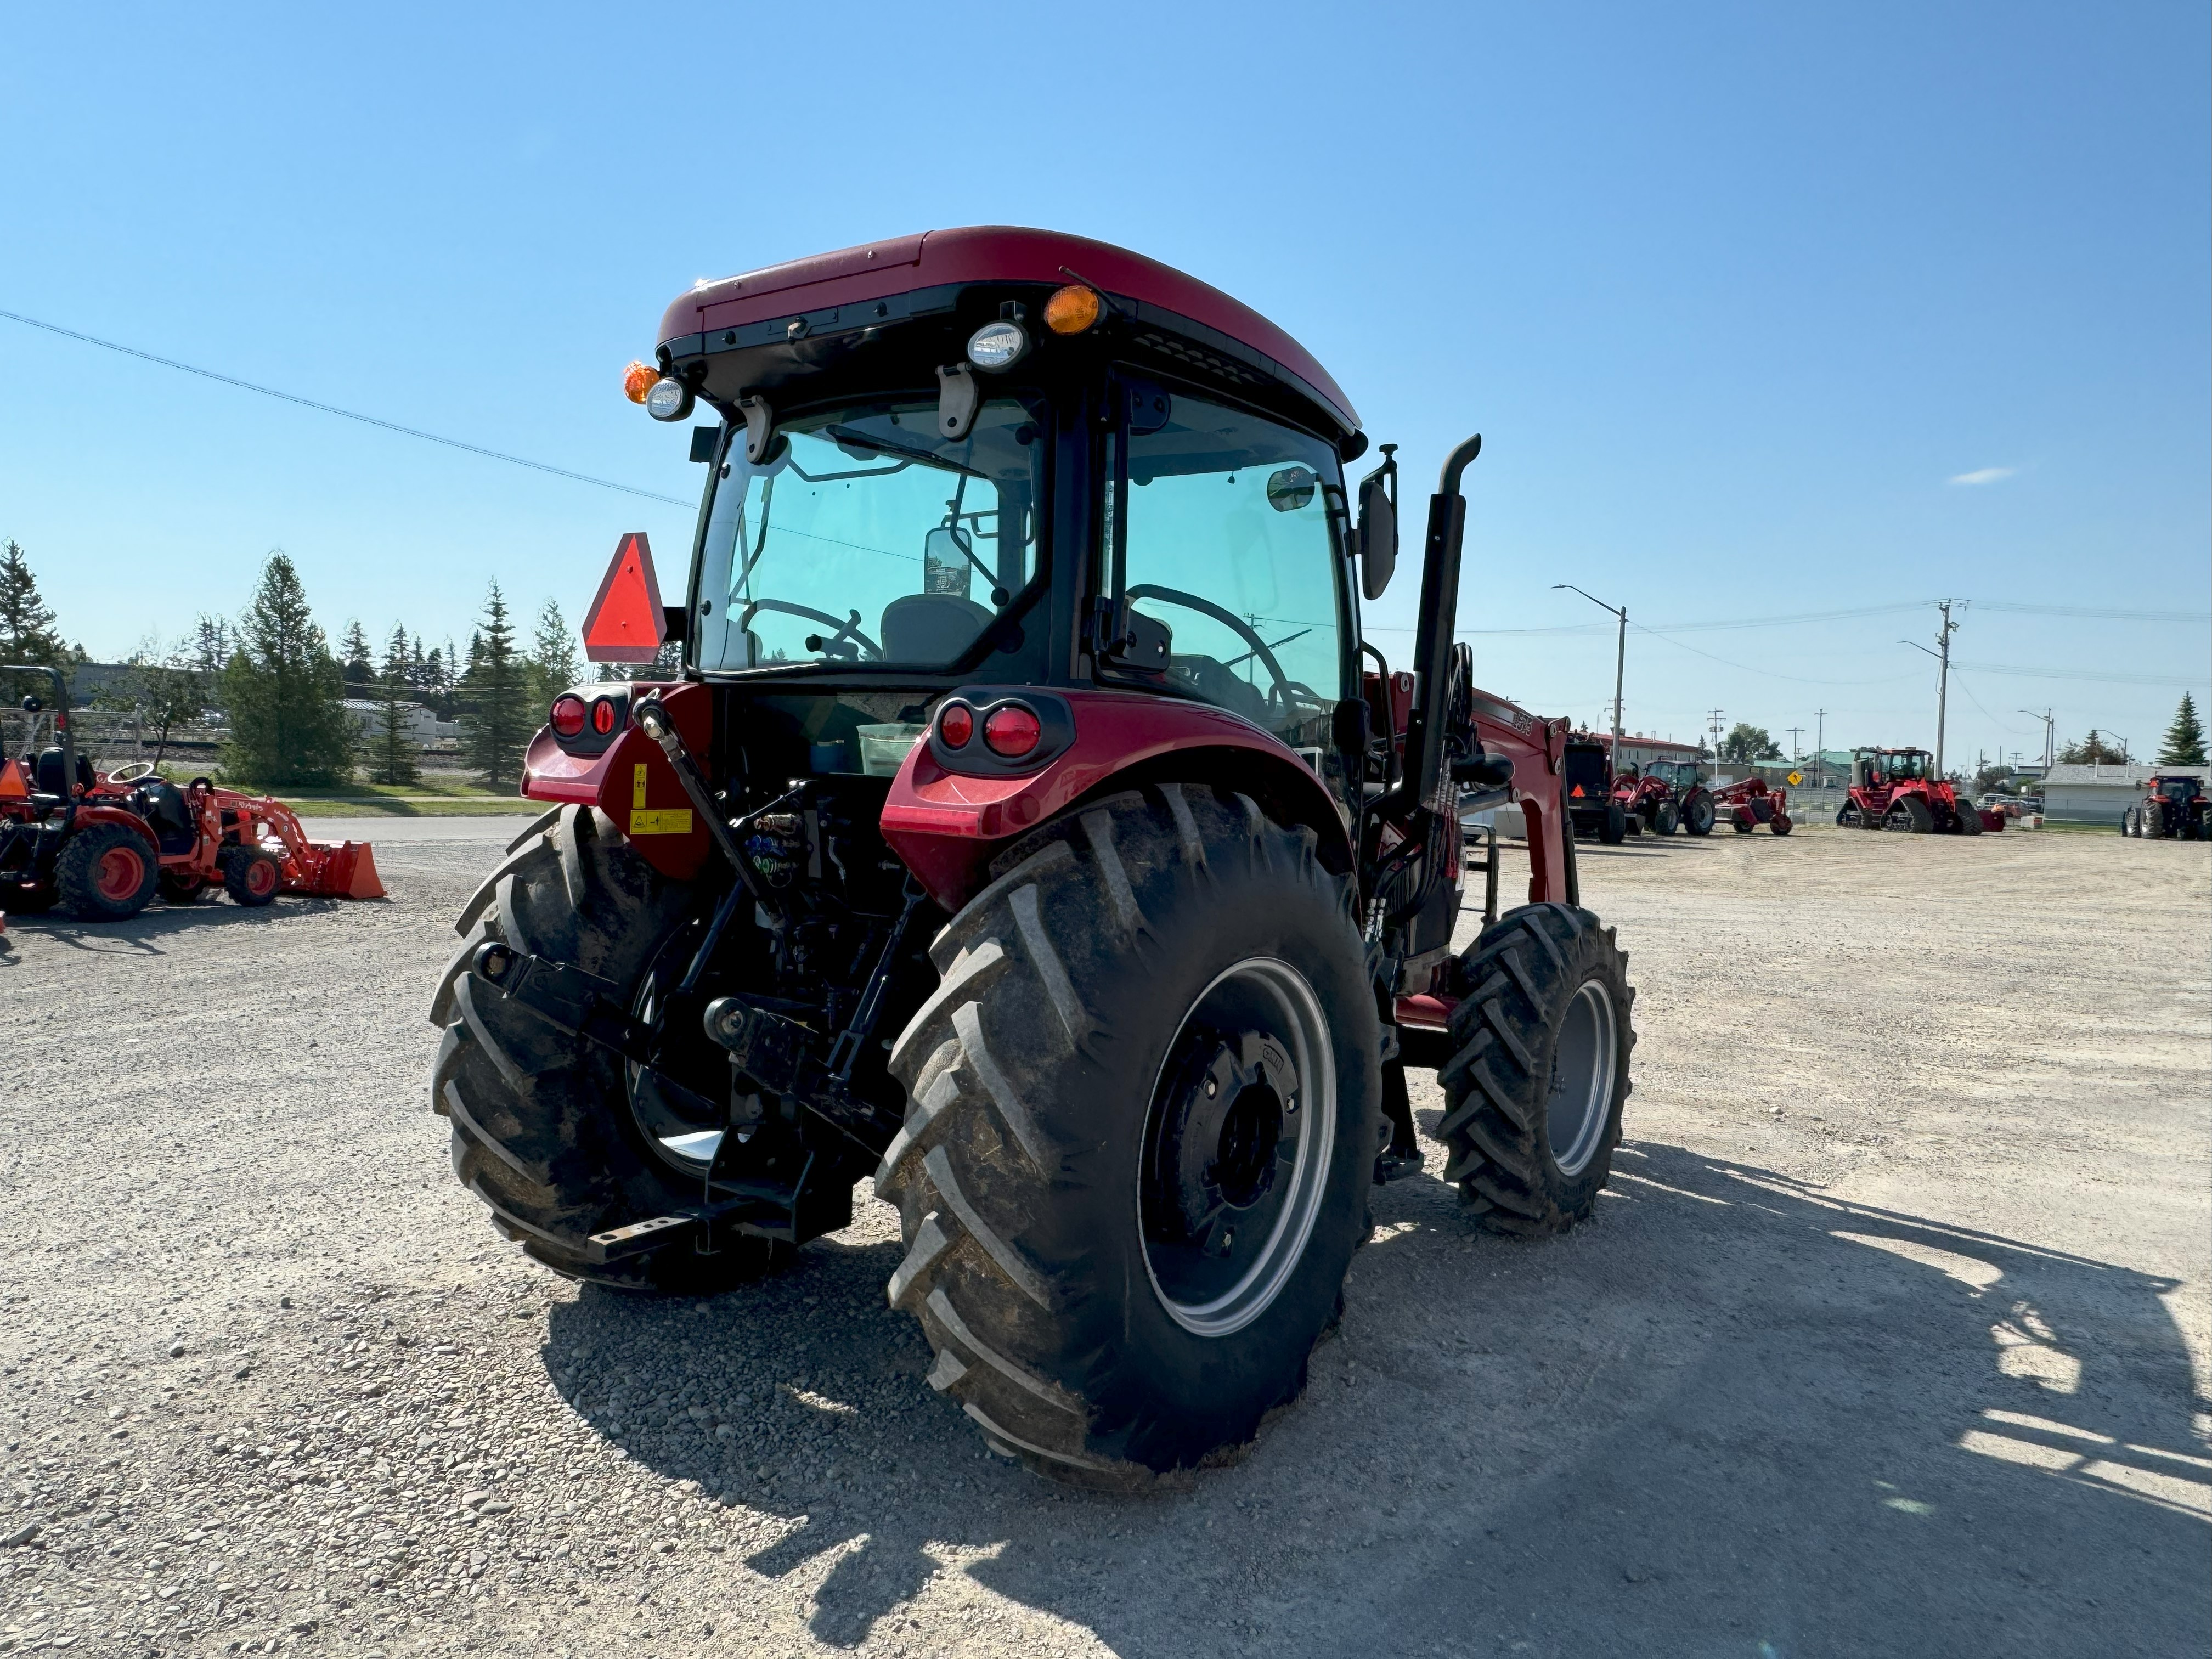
2, 818, 2205, 1657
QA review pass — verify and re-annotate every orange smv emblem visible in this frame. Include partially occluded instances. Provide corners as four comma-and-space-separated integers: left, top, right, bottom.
1570, 784, 1586, 798
0, 758, 26, 800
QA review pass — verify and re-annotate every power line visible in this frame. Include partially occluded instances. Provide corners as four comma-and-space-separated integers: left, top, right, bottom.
1950, 659, 2210, 688
0, 307, 692, 508
1973, 601, 2209, 623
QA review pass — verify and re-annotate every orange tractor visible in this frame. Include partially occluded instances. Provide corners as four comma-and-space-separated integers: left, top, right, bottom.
0, 667, 383, 921
1837, 747, 1997, 835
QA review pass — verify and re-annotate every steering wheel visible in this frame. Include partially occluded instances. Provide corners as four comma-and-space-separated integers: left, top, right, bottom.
736, 599, 882, 661
104, 761, 157, 785
1125, 584, 1298, 713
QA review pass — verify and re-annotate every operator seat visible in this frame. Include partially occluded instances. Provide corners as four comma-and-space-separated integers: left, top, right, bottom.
879, 593, 993, 664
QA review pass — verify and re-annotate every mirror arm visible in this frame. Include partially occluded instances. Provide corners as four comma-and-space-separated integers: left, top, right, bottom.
735, 394, 776, 465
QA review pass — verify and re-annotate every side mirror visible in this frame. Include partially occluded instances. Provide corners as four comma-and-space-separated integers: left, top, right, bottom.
1357, 477, 1397, 601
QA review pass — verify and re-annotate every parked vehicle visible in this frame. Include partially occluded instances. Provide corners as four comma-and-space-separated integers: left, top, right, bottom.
1837, 747, 1996, 834
2124, 774, 2207, 839
1614, 759, 1713, 837
0, 666, 382, 919
430, 228, 1641, 1485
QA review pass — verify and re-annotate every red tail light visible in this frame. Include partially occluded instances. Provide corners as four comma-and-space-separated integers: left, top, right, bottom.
983, 703, 1041, 758
938, 703, 974, 748
549, 695, 587, 738
590, 697, 617, 736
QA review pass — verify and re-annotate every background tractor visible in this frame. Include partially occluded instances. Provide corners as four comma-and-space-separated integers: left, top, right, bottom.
430, 228, 1639, 1487
1837, 747, 1993, 834
2124, 773, 2206, 839
1710, 775, 1793, 835
1611, 759, 1714, 837
0, 665, 382, 919
1563, 737, 1630, 842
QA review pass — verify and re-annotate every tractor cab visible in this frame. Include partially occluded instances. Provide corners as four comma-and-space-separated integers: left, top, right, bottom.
2155, 774, 2204, 803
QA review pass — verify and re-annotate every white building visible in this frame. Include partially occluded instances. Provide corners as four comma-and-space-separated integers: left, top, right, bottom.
341, 699, 445, 748
2041, 763, 2163, 825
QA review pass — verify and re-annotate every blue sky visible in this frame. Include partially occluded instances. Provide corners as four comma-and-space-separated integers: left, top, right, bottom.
3, 1, 2204, 766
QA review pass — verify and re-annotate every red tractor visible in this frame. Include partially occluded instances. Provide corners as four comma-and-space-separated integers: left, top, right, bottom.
1611, 759, 1716, 837
2124, 773, 2207, 839
1837, 747, 1994, 834
431, 228, 1639, 1486
0, 665, 383, 919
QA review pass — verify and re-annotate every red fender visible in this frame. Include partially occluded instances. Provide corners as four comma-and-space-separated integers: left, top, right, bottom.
883, 689, 1352, 912
69, 803, 161, 857
520, 680, 712, 879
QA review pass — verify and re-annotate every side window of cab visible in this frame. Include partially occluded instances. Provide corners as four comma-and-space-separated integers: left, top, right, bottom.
1104, 387, 1351, 759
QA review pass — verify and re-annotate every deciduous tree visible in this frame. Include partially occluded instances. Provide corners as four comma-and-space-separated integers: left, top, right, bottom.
1719, 723, 1782, 763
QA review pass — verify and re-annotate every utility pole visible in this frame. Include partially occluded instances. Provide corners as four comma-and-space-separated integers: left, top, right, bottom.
1899, 598, 1962, 776
2018, 707, 2055, 772
1553, 585, 1627, 777
1814, 708, 1827, 787
1706, 708, 1726, 773
1786, 726, 1804, 765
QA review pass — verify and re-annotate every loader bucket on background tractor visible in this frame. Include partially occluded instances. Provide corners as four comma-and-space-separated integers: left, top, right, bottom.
285, 837, 385, 899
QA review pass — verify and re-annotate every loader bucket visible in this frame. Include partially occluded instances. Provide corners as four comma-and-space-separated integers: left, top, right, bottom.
287, 839, 386, 899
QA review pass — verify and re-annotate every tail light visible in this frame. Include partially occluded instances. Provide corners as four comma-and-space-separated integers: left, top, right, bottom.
591, 697, 618, 736
549, 695, 587, 738
983, 704, 1042, 758
938, 703, 974, 748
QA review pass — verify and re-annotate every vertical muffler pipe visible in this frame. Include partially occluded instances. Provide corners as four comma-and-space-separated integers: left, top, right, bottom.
1398, 436, 1482, 817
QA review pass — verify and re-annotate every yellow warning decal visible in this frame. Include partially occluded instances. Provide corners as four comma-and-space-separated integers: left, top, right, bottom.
633, 762, 649, 809
629, 809, 694, 836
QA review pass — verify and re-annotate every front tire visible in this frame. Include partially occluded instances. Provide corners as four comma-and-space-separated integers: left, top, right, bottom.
1770, 812, 1793, 836
427, 805, 789, 1293
1600, 804, 1627, 844
878, 784, 1377, 1484
223, 847, 282, 906
1435, 904, 1635, 1234
1652, 799, 1679, 836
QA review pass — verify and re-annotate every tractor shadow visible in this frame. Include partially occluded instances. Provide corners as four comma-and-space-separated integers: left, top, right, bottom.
536, 1146, 2208, 1657
0, 894, 343, 958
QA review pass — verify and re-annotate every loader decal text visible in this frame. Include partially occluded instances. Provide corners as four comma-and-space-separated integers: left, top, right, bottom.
628, 761, 693, 836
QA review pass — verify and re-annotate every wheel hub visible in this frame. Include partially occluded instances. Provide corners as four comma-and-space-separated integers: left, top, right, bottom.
1148, 1030, 1297, 1254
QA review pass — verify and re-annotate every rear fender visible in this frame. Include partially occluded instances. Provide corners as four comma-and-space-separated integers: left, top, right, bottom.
70, 804, 160, 857
882, 689, 1351, 912
520, 680, 712, 880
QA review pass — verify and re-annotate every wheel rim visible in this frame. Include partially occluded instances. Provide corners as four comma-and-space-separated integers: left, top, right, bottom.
246, 859, 277, 896
96, 847, 144, 901
1548, 980, 1618, 1177
1138, 956, 1336, 1339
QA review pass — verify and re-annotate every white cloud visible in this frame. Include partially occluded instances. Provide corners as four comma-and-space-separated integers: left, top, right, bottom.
1949, 466, 2016, 487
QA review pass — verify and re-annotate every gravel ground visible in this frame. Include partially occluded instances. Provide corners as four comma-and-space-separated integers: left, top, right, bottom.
1, 818, 2204, 1658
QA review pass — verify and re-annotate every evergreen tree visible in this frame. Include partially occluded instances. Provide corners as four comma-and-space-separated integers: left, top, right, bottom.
2058, 729, 2129, 766
339, 619, 375, 695
408, 634, 427, 689
528, 597, 581, 707
0, 539, 72, 707
459, 582, 527, 789
370, 623, 421, 786
2158, 692, 2207, 767
220, 551, 356, 786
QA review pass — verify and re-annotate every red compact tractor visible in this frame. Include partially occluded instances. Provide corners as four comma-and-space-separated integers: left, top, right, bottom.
1837, 747, 1996, 835
0, 666, 383, 921
2125, 774, 2207, 839
431, 229, 1640, 1486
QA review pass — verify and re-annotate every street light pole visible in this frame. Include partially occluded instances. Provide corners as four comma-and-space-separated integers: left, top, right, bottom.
1554, 584, 1627, 777
2018, 708, 2054, 772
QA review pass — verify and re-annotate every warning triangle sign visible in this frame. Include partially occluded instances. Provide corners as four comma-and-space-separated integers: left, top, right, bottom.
0, 758, 26, 800
1570, 784, 1585, 798
582, 532, 668, 663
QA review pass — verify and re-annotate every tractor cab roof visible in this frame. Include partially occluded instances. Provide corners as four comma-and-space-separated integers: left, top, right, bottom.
654, 227, 1362, 450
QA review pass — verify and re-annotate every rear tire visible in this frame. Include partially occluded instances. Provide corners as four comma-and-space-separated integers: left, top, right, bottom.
1770, 813, 1793, 836
55, 823, 158, 920
1435, 904, 1635, 1235
2140, 804, 2167, 840
1600, 804, 1627, 844
222, 847, 282, 906
427, 805, 790, 1293
1683, 792, 1715, 836
878, 784, 1376, 1485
